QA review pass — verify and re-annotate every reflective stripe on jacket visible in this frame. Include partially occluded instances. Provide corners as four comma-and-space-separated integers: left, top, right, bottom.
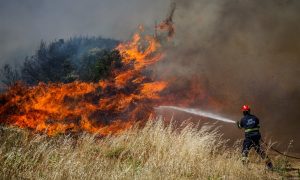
245, 127, 260, 133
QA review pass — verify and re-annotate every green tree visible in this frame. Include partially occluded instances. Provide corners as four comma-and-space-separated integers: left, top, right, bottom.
21, 37, 119, 85
78, 49, 122, 82
0, 64, 20, 87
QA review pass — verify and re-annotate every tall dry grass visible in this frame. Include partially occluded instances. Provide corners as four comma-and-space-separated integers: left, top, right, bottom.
0, 119, 278, 179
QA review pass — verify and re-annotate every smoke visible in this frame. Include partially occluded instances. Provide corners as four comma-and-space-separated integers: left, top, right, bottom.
156, 0, 300, 152
0, 0, 169, 66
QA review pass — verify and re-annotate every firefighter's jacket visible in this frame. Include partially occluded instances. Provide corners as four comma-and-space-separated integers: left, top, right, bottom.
237, 114, 261, 138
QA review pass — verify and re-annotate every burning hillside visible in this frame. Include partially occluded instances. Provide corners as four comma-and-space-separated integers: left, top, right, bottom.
0, 2, 219, 136
0, 1, 180, 136
0, 28, 170, 136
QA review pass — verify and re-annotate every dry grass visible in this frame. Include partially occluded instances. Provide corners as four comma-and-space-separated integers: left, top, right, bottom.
0, 119, 280, 179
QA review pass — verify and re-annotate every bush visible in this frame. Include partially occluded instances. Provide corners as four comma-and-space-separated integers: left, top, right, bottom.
11, 36, 119, 85
78, 49, 122, 82
0, 64, 20, 89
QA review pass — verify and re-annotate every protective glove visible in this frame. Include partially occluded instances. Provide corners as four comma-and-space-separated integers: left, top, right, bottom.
236, 121, 241, 128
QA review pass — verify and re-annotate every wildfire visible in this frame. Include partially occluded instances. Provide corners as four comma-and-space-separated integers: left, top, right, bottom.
0, 30, 167, 136
0, 3, 219, 136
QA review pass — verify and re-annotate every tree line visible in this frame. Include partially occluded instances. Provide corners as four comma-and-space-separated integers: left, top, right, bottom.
0, 36, 122, 90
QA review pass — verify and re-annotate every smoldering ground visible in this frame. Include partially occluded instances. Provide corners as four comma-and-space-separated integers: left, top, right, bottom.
155, 0, 300, 152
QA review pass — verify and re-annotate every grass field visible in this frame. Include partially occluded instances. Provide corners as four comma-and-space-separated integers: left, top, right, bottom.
0, 119, 298, 179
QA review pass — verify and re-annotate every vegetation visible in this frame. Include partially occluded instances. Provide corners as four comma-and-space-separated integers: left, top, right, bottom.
0, 36, 120, 89
0, 64, 20, 87
0, 120, 282, 179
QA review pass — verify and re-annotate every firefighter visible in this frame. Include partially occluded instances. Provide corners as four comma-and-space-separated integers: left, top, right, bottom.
236, 105, 273, 170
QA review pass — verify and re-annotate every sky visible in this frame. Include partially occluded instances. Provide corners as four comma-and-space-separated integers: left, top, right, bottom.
0, 0, 169, 65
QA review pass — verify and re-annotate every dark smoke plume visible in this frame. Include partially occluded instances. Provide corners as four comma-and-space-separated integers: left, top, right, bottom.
157, 0, 300, 152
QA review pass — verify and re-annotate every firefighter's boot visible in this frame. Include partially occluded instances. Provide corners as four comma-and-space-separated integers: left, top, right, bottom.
265, 159, 273, 170
241, 156, 249, 165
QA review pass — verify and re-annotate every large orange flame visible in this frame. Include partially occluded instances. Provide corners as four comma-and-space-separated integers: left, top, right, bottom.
0, 29, 167, 136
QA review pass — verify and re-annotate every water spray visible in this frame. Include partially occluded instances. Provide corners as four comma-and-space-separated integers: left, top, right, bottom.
156, 106, 236, 124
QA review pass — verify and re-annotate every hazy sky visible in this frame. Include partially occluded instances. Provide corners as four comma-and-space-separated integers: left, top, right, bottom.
0, 0, 169, 65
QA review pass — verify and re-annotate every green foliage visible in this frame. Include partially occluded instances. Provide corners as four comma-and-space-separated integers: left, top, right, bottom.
273, 156, 291, 176
21, 40, 76, 84
0, 64, 20, 88
78, 49, 122, 82
6, 36, 120, 85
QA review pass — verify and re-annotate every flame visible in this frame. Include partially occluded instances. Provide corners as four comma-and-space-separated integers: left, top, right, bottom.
0, 5, 221, 136
0, 29, 167, 136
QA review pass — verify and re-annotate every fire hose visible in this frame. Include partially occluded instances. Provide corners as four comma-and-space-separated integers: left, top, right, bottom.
260, 139, 300, 160
157, 106, 300, 160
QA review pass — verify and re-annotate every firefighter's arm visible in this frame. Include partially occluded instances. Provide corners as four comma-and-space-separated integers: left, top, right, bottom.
236, 120, 242, 129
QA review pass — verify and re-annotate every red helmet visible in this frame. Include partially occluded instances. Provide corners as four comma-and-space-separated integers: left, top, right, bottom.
241, 105, 250, 112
